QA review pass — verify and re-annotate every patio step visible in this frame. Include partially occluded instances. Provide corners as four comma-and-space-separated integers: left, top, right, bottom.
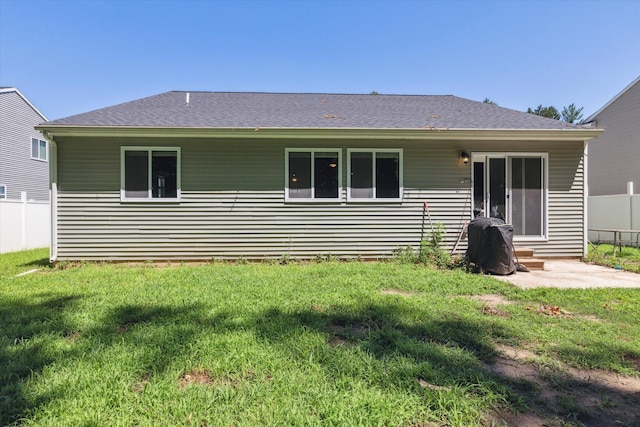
514, 247, 544, 270
514, 247, 534, 257
516, 257, 545, 271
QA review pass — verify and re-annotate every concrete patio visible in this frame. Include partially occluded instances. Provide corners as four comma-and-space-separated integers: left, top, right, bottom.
493, 259, 640, 289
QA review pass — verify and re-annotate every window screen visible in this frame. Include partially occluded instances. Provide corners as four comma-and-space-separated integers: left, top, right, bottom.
122, 148, 179, 200
287, 150, 340, 200
349, 150, 401, 200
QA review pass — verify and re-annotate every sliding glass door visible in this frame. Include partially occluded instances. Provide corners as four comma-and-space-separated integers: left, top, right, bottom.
472, 154, 546, 238
511, 157, 544, 236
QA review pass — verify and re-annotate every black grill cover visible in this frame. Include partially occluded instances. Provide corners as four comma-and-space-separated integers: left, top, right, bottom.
466, 217, 515, 275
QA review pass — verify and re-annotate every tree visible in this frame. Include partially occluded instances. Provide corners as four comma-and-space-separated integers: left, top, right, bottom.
526, 105, 560, 120
482, 98, 497, 105
369, 90, 380, 95
560, 103, 584, 124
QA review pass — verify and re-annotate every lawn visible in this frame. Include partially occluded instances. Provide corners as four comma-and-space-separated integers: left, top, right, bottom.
586, 243, 640, 273
1, 249, 639, 426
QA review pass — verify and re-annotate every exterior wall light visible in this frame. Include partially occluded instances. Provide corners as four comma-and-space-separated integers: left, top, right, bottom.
460, 151, 470, 164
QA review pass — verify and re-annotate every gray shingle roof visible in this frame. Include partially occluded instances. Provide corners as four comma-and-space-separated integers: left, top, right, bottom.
46, 91, 583, 130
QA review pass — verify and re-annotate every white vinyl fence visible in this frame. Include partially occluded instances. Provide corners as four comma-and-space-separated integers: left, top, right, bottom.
588, 194, 640, 247
0, 194, 50, 254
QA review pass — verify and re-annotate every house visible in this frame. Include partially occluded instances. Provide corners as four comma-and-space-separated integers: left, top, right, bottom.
0, 87, 50, 201
583, 76, 640, 196
583, 76, 640, 243
0, 87, 51, 253
36, 91, 602, 262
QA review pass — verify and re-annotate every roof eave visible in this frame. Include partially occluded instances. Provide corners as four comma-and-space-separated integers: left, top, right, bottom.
36, 125, 603, 142
584, 75, 640, 123
1, 87, 48, 122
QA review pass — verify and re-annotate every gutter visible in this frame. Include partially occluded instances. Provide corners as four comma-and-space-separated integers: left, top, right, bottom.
37, 126, 604, 142
583, 140, 589, 258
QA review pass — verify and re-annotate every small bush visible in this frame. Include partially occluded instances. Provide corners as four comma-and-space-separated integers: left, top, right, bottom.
392, 245, 418, 264
393, 223, 454, 269
419, 223, 452, 268
418, 239, 452, 269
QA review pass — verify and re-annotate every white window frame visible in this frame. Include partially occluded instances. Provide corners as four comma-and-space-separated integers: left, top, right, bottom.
347, 148, 403, 202
285, 148, 342, 202
120, 147, 181, 202
31, 137, 48, 162
471, 152, 548, 241
0, 184, 6, 199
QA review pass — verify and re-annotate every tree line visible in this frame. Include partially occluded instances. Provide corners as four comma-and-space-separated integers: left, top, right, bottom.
483, 98, 584, 124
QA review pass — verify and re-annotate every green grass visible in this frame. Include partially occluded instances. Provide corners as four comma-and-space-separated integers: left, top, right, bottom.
1, 251, 639, 426
0, 248, 49, 279
586, 243, 640, 273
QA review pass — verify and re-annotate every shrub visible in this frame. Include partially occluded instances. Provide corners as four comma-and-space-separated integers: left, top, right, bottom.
393, 223, 453, 269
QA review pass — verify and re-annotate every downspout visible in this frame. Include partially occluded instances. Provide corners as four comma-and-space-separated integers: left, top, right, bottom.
43, 131, 58, 263
583, 139, 589, 258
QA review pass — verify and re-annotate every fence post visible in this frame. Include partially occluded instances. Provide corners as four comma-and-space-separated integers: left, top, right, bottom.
21, 192, 27, 249
630, 182, 636, 232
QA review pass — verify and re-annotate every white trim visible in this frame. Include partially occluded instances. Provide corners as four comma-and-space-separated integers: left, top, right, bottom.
584, 75, 640, 123
0, 87, 48, 121
284, 148, 342, 202
347, 148, 403, 202
120, 146, 181, 202
38, 126, 604, 142
471, 152, 548, 240
48, 137, 58, 262
31, 137, 48, 162
583, 141, 589, 257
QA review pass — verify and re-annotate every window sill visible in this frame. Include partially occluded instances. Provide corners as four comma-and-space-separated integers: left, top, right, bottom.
513, 236, 548, 242
285, 198, 343, 203
31, 157, 48, 163
347, 198, 403, 203
120, 198, 182, 203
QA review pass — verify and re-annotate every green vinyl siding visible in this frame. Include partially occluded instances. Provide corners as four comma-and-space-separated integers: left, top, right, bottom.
54, 137, 585, 260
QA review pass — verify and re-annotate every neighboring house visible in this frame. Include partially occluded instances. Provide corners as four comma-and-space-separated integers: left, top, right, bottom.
0, 87, 51, 253
583, 77, 640, 243
36, 91, 602, 262
583, 76, 640, 196
0, 87, 50, 201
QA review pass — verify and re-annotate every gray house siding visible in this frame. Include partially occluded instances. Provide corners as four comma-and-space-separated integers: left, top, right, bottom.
53, 137, 585, 260
587, 79, 640, 196
0, 90, 50, 201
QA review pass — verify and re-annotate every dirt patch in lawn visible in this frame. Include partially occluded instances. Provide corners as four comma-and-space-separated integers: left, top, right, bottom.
133, 374, 151, 393
416, 378, 452, 392
178, 370, 267, 389
328, 321, 370, 347
330, 322, 369, 338
467, 294, 513, 308
481, 305, 511, 317
380, 289, 416, 297
466, 294, 513, 317
178, 370, 215, 388
485, 344, 640, 426
64, 331, 81, 343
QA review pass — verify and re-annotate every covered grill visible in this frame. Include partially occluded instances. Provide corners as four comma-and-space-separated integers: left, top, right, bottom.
466, 217, 515, 275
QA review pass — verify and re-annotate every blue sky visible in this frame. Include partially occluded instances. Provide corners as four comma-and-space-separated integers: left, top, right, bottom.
1, 0, 639, 120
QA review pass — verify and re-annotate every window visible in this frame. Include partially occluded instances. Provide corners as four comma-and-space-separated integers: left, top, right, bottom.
0, 184, 6, 199
285, 149, 341, 201
348, 149, 402, 201
121, 147, 180, 201
31, 138, 47, 161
